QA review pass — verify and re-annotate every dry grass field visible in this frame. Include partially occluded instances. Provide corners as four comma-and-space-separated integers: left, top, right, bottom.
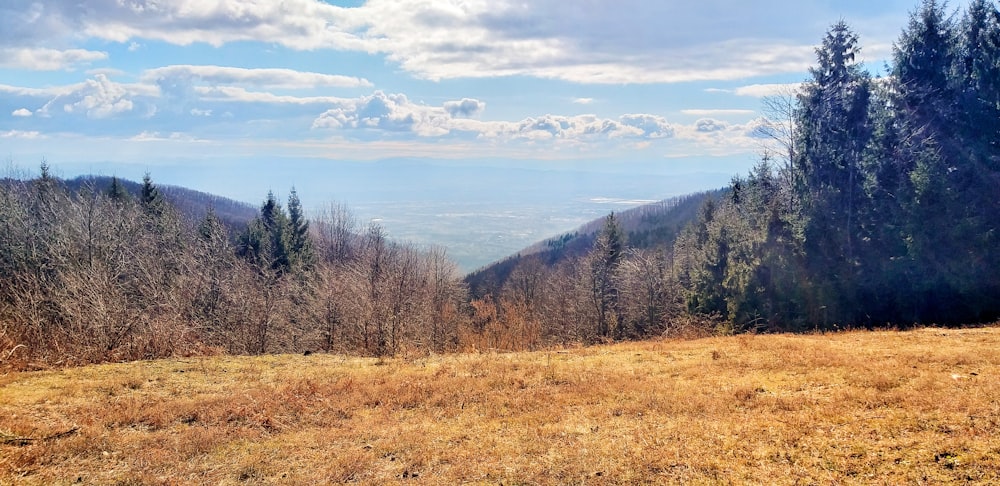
2, 326, 1000, 484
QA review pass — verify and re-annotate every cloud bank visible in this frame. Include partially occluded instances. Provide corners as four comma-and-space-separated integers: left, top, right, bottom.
0, 0, 902, 85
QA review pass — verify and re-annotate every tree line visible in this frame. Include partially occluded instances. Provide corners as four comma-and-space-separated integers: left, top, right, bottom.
468, 0, 1000, 338
685, 0, 1000, 329
0, 167, 472, 368
2, 0, 998, 368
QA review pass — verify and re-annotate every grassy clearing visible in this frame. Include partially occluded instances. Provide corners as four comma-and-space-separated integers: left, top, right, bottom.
2, 327, 1000, 484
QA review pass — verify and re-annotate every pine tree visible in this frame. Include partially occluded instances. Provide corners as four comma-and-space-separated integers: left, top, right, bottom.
678, 199, 728, 319
589, 212, 625, 339
107, 176, 130, 203
795, 21, 873, 325
140, 172, 166, 218
286, 188, 315, 272
239, 192, 284, 274
891, 0, 976, 322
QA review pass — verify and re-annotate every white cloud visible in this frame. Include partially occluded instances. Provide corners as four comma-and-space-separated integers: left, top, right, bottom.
129, 131, 198, 142
313, 91, 454, 136
619, 114, 674, 139
0, 1, 901, 85
0, 0, 364, 50
694, 118, 728, 132
36, 74, 154, 119
668, 116, 772, 157
443, 98, 485, 118
0, 47, 107, 71
0, 130, 42, 139
312, 92, 679, 143
196, 86, 350, 105
572, 98, 594, 105
142, 65, 372, 90
733, 83, 803, 98
743, 117, 775, 139
0, 84, 78, 98
11, 108, 33, 117
336, 0, 832, 83
87, 68, 127, 78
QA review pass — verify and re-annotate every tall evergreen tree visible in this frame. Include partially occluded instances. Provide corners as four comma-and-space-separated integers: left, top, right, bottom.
286, 188, 315, 272
239, 191, 293, 274
589, 212, 625, 339
890, 0, 987, 321
678, 199, 729, 319
795, 21, 873, 324
107, 176, 130, 203
140, 172, 166, 218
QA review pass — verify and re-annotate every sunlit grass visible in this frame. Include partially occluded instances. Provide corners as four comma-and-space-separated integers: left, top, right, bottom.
3, 326, 1000, 484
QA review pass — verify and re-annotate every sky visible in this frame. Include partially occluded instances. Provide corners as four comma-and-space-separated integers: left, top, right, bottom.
0, 0, 969, 233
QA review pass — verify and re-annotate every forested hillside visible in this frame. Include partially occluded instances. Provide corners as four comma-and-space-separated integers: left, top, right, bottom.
60, 175, 259, 233
680, 0, 1000, 329
465, 189, 721, 299
466, 0, 1000, 338
2, 0, 998, 369
0, 168, 470, 368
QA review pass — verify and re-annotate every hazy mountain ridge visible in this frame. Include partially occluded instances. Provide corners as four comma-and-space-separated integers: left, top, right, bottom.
60, 175, 259, 233
465, 188, 724, 298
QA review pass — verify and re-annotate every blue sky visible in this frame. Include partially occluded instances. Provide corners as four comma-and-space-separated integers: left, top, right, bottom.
0, 0, 967, 207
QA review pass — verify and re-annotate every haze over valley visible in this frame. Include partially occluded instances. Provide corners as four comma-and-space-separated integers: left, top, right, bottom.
24, 157, 737, 271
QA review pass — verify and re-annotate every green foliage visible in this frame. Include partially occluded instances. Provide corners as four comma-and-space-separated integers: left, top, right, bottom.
140, 172, 166, 217
677, 6, 1000, 330
286, 188, 315, 272
589, 212, 625, 339
106, 177, 131, 203
238, 190, 317, 278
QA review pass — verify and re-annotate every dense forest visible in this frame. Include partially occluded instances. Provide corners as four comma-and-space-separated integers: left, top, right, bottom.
468, 0, 1000, 335
678, 0, 1000, 329
1, 0, 998, 368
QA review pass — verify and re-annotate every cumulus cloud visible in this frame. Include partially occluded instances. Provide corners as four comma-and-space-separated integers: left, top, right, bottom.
743, 117, 775, 138
35, 74, 155, 119
443, 98, 486, 118
313, 91, 454, 136
0, 47, 107, 71
695, 118, 728, 132
312, 92, 678, 143
142, 65, 372, 90
619, 114, 674, 139
11, 108, 33, 117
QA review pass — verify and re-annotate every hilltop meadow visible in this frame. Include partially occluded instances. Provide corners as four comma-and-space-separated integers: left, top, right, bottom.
3, 326, 999, 484
3, 2, 1000, 483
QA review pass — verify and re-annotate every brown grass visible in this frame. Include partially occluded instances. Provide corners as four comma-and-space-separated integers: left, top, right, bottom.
2, 326, 1000, 484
